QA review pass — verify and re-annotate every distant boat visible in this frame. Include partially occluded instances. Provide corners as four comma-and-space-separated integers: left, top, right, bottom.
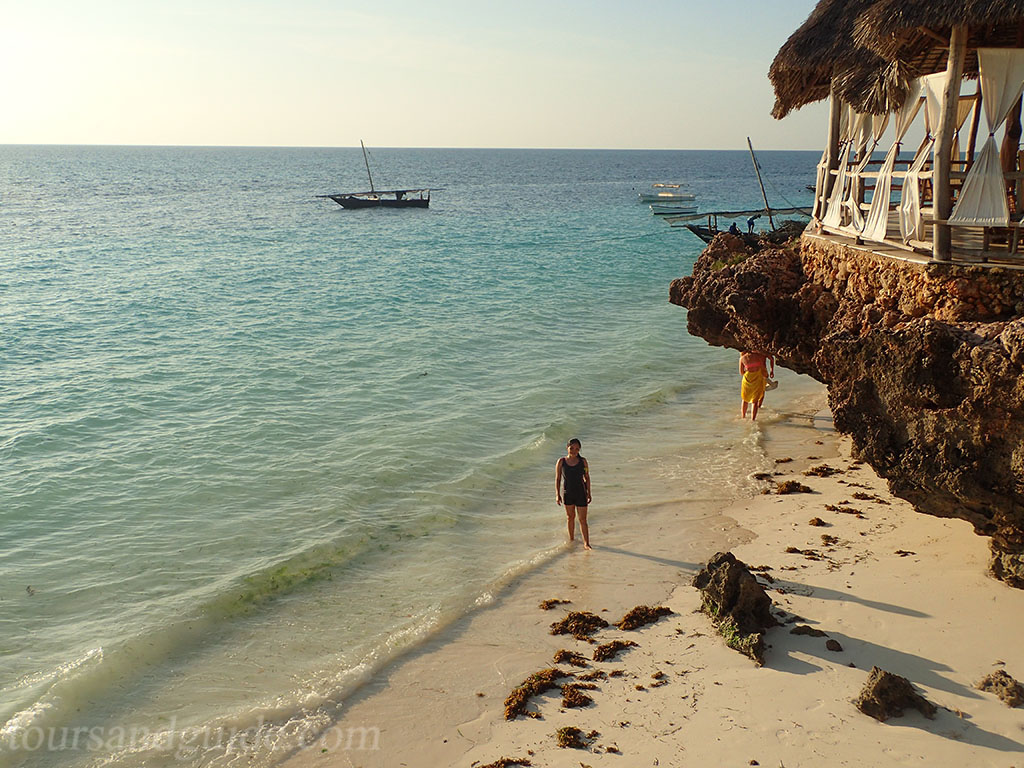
663, 206, 812, 242
663, 139, 810, 243
321, 141, 431, 209
638, 183, 697, 203
650, 203, 698, 216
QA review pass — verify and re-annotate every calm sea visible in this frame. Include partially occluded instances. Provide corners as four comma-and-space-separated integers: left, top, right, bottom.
0, 146, 818, 767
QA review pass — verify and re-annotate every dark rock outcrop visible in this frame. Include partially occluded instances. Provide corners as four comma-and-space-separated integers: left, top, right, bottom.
671, 232, 1024, 587
854, 666, 937, 721
692, 552, 777, 664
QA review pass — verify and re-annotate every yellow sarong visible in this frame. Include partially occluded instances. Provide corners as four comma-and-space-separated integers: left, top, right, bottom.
741, 369, 768, 403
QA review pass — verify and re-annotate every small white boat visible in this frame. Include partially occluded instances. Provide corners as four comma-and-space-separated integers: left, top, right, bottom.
638, 183, 697, 203
650, 203, 698, 215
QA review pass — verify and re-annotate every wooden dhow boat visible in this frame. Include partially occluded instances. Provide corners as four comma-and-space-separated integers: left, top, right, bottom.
663, 138, 810, 242
321, 141, 431, 209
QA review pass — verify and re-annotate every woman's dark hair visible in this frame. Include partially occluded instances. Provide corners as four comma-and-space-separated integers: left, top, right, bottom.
567, 438, 582, 448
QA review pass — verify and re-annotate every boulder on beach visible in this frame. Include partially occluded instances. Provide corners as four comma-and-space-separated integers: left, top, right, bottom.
692, 552, 777, 665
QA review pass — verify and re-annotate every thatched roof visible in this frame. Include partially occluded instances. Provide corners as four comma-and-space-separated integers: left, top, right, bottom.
856, 1, 1024, 78
771, 0, 1024, 119
769, 0, 880, 119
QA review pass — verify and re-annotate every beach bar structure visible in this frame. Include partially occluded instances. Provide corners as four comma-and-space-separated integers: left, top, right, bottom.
771, 0, 1024, 263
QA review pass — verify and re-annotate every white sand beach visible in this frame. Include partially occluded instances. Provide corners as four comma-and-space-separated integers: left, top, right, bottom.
279, 398, 1024, 768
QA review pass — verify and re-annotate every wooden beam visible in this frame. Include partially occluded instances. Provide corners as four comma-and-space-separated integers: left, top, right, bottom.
820, 87, 842, 220
919, 26, 950, 46
933, 24, 967, 262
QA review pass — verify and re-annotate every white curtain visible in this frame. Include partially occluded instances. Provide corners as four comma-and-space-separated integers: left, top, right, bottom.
950, 95, 977, 165
896, 75, 949, 242
821, 104, 855, 229
823, 142, 852, 228
900, 134, 935, 242
813, 148, 829, 219
921, 72, 946, 138
843, 112, 890, 233
863, 84, 921, 242
951, 48, 1024, 225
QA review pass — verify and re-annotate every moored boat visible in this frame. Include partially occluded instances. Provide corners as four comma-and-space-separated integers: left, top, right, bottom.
663, 207, 812, 241
638, 182, 697, 203
327, 189, 430, 209
650, 203, 698, 215
321, 141, 432, 210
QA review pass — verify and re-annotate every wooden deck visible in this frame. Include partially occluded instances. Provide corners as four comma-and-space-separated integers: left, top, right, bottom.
811, 209, 1024, 270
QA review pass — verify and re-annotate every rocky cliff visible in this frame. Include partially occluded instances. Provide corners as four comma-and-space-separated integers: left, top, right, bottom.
670, 231, 1024, 587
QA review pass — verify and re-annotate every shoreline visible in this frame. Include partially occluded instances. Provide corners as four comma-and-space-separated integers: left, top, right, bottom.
279, 394, 1024, 768
273, 384, 833, 767
455, 433, 1024, 767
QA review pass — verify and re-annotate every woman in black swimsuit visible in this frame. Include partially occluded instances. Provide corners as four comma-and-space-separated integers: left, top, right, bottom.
555, 438, 592, 550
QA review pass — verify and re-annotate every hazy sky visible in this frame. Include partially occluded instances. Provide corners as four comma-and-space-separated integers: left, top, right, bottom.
1, 0, 827, 149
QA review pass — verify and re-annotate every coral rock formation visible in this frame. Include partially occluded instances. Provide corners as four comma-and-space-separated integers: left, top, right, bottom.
854, 666, 937, 721
692, 552, 777, 664
671, 232, 1024, 586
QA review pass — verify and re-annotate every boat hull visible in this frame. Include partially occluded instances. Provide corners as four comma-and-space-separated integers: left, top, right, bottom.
650, 204, 698, 215
329, 195, 429, 209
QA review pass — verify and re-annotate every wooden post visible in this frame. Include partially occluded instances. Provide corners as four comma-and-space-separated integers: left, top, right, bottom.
1001, 95, 1022, 190
821, 88, 842, 218
933, 25, 968, 262
966, 85, 982, 171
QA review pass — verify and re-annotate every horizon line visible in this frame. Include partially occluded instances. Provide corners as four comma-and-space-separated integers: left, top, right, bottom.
0, 142, 821, 152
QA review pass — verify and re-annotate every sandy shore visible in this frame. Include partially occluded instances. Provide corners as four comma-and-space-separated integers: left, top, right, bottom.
280, 401, 1024, 768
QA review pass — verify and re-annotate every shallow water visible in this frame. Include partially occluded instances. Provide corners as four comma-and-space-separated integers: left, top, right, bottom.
0, 146, 818, 767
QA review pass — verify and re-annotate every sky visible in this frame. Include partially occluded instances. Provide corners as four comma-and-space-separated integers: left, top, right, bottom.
0, 0, 828, 150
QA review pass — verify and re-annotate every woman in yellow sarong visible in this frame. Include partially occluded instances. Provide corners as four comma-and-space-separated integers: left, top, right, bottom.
739, 351, 774, 421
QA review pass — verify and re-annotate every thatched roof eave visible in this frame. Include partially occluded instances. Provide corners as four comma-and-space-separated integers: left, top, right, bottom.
771, 0, 1024, 120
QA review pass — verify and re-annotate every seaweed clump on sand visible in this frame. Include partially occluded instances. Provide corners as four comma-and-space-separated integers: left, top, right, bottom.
615, 605, 673, 630
692, 552, 777, 665
555, 726, 592, 749
553, 649, 589, 667
479, 759, 532, 768
560, 683, 594, 708
549, 611, 609, 641
776, 480, 814, 494
976, 669, 1024, 707
804, 464, 841, 477
504, 668, 573, 720
539, 598, 571, 610
592, 639, 638, 662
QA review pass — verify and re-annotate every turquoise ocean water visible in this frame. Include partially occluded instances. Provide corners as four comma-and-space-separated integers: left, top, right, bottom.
1, 146, 817, 766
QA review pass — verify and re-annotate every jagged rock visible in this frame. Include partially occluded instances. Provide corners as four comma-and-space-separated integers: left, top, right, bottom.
976, 669, 1024, 707
692, 552, 777, 664
671, 234, 1024, 587
854, 666, 937, 721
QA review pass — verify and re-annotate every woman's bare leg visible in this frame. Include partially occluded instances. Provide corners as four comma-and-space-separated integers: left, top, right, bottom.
752, 396, 763, 421
741, 400, 749, 419
565, 505, 577, 542
577, 507, 592, 549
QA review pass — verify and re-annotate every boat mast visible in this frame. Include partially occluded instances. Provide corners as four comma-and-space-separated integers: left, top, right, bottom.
747, 137, 775, 230
361, 139, 375, 192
